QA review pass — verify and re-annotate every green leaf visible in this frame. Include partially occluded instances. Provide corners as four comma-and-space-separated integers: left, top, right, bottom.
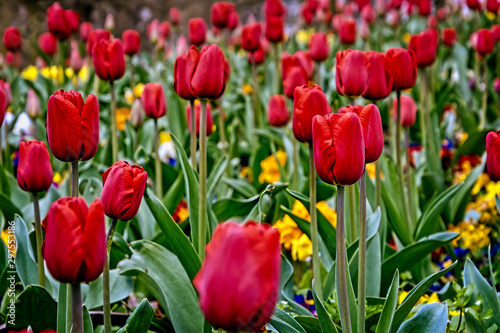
375, 270, 399, 333
269, 316, 304, 333
381, 183, 412, 246
452, 130, 488, 165
207, 157, 229, 199
312, 280, 339, 333
273, 307, 307, 333
83, 269, 133, 310
222, 178, 258, 198
83, 305, 94, 333
464, 312, 487, 333
0, 193, 22, 223
396, 302, 448, 333
213, 195, 259, 221
57, 283, 67, 333
117, 298, 155, 333
14, 215, 38, 288
449, 162, 484, 223
295, 316, 323, 333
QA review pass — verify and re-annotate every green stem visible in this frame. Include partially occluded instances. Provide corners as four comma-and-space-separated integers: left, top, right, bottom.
251, 56, 262, 129
396, 91, 410, 228
71, 283, 83, 333
93, 75, 100, 100
198, 100, 208, 260
110, 80, 118, 163
405, 128, 414, 229
154, 119, 163, 198
375, 159, 382, 209
336, 186, 352, 333
128, 55, 135, 89
357, 171, 366, 333
293, 136, 299, 190
314, 61, 321, 86
33, 193, 44, 287
103, 218, 118, 333
273, 43, 281, 95
347, 185, 356, 243
389, 102, 396, 161
190, 100, 197, 171
71, 161, 79, 197
0, 125, 3, 165
309, 144, 322, 299
480, 59, 488, 130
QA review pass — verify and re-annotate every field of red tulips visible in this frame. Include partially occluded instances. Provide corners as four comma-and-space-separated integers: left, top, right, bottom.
1, 0, 500, 332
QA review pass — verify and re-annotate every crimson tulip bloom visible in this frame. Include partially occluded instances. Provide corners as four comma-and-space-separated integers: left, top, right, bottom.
267, 95, 289, 127
361, 5, 375, 23
293, 84, 331, 143
472, 29, 494, 58
186, 102, 214, 137
487, 0, 500, 12
283, 66, 309, 98
141, 83, 167, 119
122, 29, 141, 56
47, 90, 99, 162
194, 221, 281, 331
362, 51, 393, 101
92, 38, 126, 81
3, 27, 22, 52
38, 32, 57, 56
339, 18, 356, 45
265, 16, 284, 43
170, 8, 181, 27
339, 104, 383, 163
295, 51, 315, 79
467, 0, 482, 10
264, 0, 286, 18
242, 23, 261, 52
442, 28, 457, 47
301, 4, 314, 25
309, 33, 329, 62
173, 54, 195, 100
0, 89, 5, 126
43, 197, 105, 284
247, 45, 266, 65
336, 49, 369, 98
491, 25, 500, 42
312, 112, 365, 186
227, 11, 240, 30
386, 48, 418, 91
418, 0, 431, 16
211, 1, 235, 29
47, 2, 80, 41
487, 131, 500, 181
392, 95, 417, 127
17, 141, 53, 193
188, 18, 207, 46
86, 29, 111, 55
408, 29, 438, 67
79, 22, 93, 42
159, 21, 171, 39
101, 161, 147, 221
6, 52, 21, 68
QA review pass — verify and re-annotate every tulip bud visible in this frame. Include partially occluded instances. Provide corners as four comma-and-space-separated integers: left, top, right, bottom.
494, 78, 500, 94
339, 18, 356, 45
86, 29, 111, 55
0, 89, 5, 127
442, 28, 457, 47
392, 94, 417, 127
309, 33, 329, 62
186, 102, 214, 137
294, 50, 315, 79
264, 0, 286, 18
361, 5, 375, 23
69, 48, 83, 72
247, 45, 266, 65
418, 0, 432, 16
43, 197, 106, 284
227, 11, 240, 30
472, 29, 494, 58
211, 1, 236, 29
362, 51, 393, 101
0, 80, 12, 107
491, 25, 500, 42
386, 48, 418, 91
174, 53, 195, 100
336, 49, 369, 97
26, 89, 41, 118
92, 38, 126, 81
283, 66, 308, 98
170, 8, 181, 27
312, 112, 365, 186
267, 95, 289, 127
194, 221, 281, 331
487, 131, 500, 181
409, 29, 438, 67
3, 27, 22, 52
6, 51, 21, 68
265, 16, 284, 43
147, 19, 160, 43
301, 4, 314, 25
293, 84, 331, 143
188, 18, 207, 46
159, 21, 171, 39
486, 0, 499, 12
129, 99, 144, 129
104, 13, 115, 31
467, 0, 482, 10
79, 22, 93, 42
141, 83, 167, 119
122, 29, 141, 56
242, 23, 262, 52
17, 140, 53, 193
47, 2, 80, 41
38, 32, 58, 56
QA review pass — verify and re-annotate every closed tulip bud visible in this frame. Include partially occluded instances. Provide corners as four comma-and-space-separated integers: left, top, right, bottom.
267, 95, 289, 127
487, 131, 500, 181
331, 14, 342, 32
467, 0, 482, 10
408, 29, 438, 67
141, 83, 167, 119
442, 28, 457, 47
301, 4, 315, 25
283, 66, 308, 98
104, 13, 115, 31
3, 27, 22, 52
194, 221, 281, 331
242, 23, 261, 52
361, 5, 376, 23
494, 78, 500, 94
309, 33, 329, 62
487, 0, 500, 13
69, 48, 83, 72
176, 36, 189, 55
386, 48, 418, 90
295, 50, 315, 79
312, 112, 365, 185
92, 38, 126, 81
186, 102, 214, 137
265, 16, 284, 43
227, 11, 240, 30
159, 21, 171, 39
339, 18, 356, 45
418, 0, 431, 16
6, 51, 21, 68
339, 104, 383, 163
392, 94, 417, 127
26, 89, 41, 118
0, 80, 12, 107
101, 161, 147, 221
170, 8, 181, 27
185, 45, 229, 100
79, 22, 93, 42
122, 29, 141, 56
47, 90, 99, 162
17, 140, 53, 193
0, 89, 5, 126
43, 197, 106, 284
86, 29, 111, 55
472, 29, 494, 58
47, 2, 80, 41
188, 18, 207, 46
491, 25, 500, 42
264, 0, 286, 18
293, 84, 331, 143
129, 99, 144, 129
211, 2, 236, 29
38, 32, 57, 56
147, 19, 160, 43
362, 51, 393, 101
174, 53, 195, 100
336, 49, 369, 97
247, 45, 266, 65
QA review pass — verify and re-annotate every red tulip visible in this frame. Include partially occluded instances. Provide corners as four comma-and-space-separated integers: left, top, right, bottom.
211, 2, 236, 29
147, 20, 160, 43
427, 16, 438, 29
361, 5, 375, 23
363, 51, 393, 101
267, 95, 289, 127
494, 78, 500, 93
487, 0, 500, 12
47, 90, 99, 162
309, 33, 329, 62
336, 49, 368, 97
184, 45, 229, 100
392, 94, 417, 127
47, 2, 80, 41
418, 0, 431, 16
122, 29, 141, 56
467, 0, 482, 10
79, 22, 93, 42
264, 0, 286, 18
101, 161, 148, 221
17, 141, 53, 193
242, 23, 261, 52
247, 45, 266, 65
339, 18, 356, 45
283, 66, 309, 98
386, 48, 418, 90
170, 8, 181, 26
265, 16, 284, 43
312, 112, 365, 185
5, 51, 21, 68
472, 29, 494, 58
293, 84, 331, 143
188, 18, 207, 46
295, 50, 315, 79
0, 89, 5, 126
38, 32, 58, 56
3, 27, 22, 52
0, 80, 12, 107
408, 29, 438, 67
69, 48, 83, 72
301, 4, 315, 25
339, 104, 383, 163
86, 29, 111, 55
487, 131, 500, 181
227, 11, 240, 30
186, 102, 214, 137
92, 38, 126, 81
141, 83, 167, 119
442, 28, 457, 47
174, 54, 195, 100
43, 197, 105, 284
194, 221, 281, 331
491, 25, 500, 42
159, 21, 171, 39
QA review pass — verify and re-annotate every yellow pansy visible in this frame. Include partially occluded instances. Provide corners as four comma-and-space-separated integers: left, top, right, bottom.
448, 221, 491, 251
41, 65, 65, 84
258, 151, 287, 184
133, 83, 145, 98
116, 107, 131, 131
398, 291, 439, 305
78, 65, 89, 82
291, 234, 313, 261
21, 65, 38, 81
317, 201, 337, 228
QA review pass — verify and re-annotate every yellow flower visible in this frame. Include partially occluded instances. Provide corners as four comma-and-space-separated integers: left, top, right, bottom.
398, 291, 409, 305
317, 201, 337, 228
448, 221, 491, 251
78, 65, 89, 82
125, 91, 134, 104
291, 234, 313, 261
133, 83, 145, 98
65, 67, 75, 79
399, 290, 439, 305
116, 107, 131, 131
258, 151, 287, 184
53, 172, 62, 185
160, 131, 172, 144
458, 132, 468, 145
296, 29, 311, 44
275, 215, 303, 250
41, 65, 64, 84
1, 229, 15, 256
240, 166, 253, 182
242, 83, 253, 95
472, 174, 489, 195
21, 65, 38, 81
486, 11, 496, 20
403, 33, 411, 44
449, 310, 461, 316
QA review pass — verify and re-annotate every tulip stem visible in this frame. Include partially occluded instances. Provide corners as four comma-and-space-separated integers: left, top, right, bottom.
110, 80, 118, 163
190, 100, 197, 171
0, 127, 2, 165
71, 161, 79, 197
103, 218, 118, 333
128, 55, 135, 90
396, 91, 410, 229
273, 43, 281, 95
198, 100, 208, 260
71, 283, 83, 333
375, 159, 382, 209
33, 193, 45, 287
309, 144, 322, 299
336, 186, 352, 333
293, 136, 300, 190
404, 128, 414, 228
154, 119, 163, 198
347, 184, 356, 243
357, 170, 367, 333
480, 59, 488, 130
251, 56, 262, 129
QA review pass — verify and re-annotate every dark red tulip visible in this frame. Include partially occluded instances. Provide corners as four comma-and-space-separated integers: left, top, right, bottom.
122, 29, 141, 56
487, 0, 500, 13
92, 38, 126, 81
186, 102, 214, 137
159, 21, 171, 39
101, 161, 147, 221
264, 0, 286, 18
309, 33, 329, 62
494, 78, 500, 93
472, 29, 494, 58
227, 11, 240, 30
86, 29, 111, 55
43, 197, 105, 284
0, 88, 5, 126
491, 25, 500, 42
339, 18, 356, 45
295, 50, 315, 79
188, 18, 208, 46
386, 48, 418, 90
265, 16, 284, 43
301, 4, 315, 25
0, 80, 12, 107
6, 51, 21, 68
283, 66, 308, 98
442, 28, 457, 47
174, 53, 195, 100
313, 112, 365, 185
170, 8, 181, 27
267, 95, 289, 127
38, 32, 58, 56
194, 221, 281, 331
47, 90, 99, 162
211, 2, 235, 29
361, 5, 376, 23
418, 0, 431, 16
355, 0, 370, 9
392, 94, 417, 127
428, 16, 438, 29
247, 45, 266, 65
141, 83, 167, 119
331, 14, 342, 32
17, 141, 53, 193
336, 49, 368, 97
362, 51, 393, 101
487, 131, 500, 181
242, 23, 261, 52
339, 104, 383, 163
47, 2, 80, 41
79, 22, 93, 42
408, 29, 438, 67
467, 0, 482, 10
3, 27, 22, 52
293, 84, 331, 143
